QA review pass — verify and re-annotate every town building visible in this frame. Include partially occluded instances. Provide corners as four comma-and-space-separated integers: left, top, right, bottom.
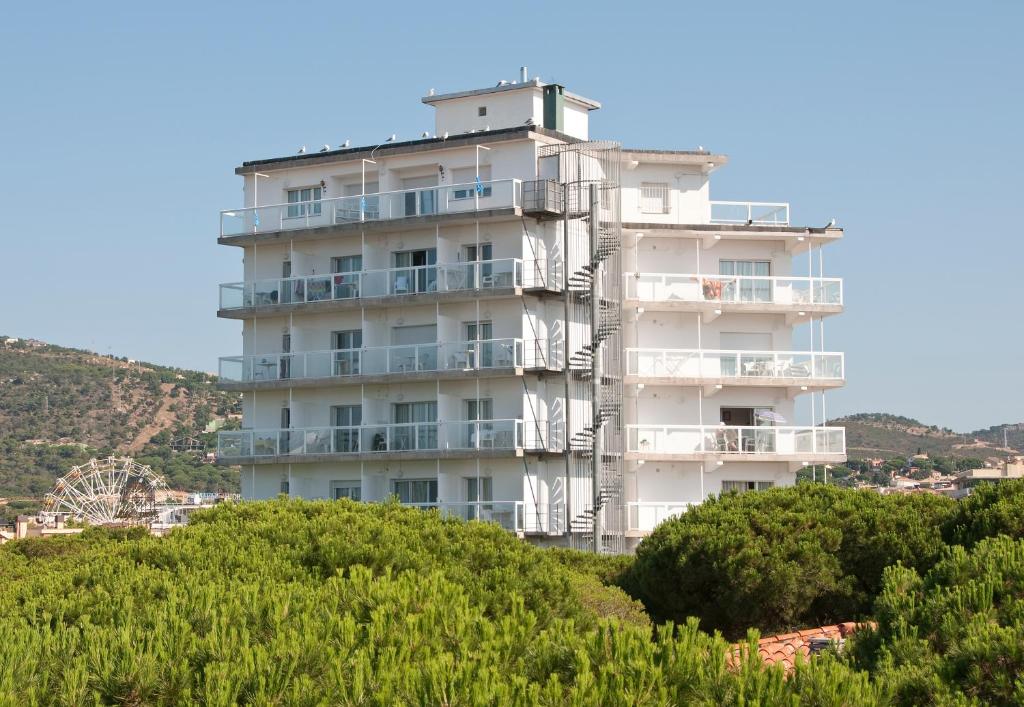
0, 514, 83, 545
216, 69, 846, 552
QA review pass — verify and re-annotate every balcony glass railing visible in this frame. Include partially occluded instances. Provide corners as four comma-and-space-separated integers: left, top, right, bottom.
221, 179, 522, 236
625, 273, 842, 306
218, 419, 562, 458
627, 425, 846, 456
401, 501, 565, 534
219, 258, 547, 310
626, 349, 844, 381
709, 201, 789, 226
627, 502, 694, 532
219, 339, 559, 382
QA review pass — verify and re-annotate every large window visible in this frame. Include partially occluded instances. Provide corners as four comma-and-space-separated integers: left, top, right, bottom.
465, 321, 494, 368
331, 330, 362, 376
464, 476, 493, 520
286, 187, 322, 218
719, 260, 772, 303
721, 480, 774, 494
331, 481, 362, 501
392, 248, 437, 294
393, 478, 438, 505
640, 182, 670, 214
331, 255, 362, 299
331, 405, 362, 453
392, 401, 438, 450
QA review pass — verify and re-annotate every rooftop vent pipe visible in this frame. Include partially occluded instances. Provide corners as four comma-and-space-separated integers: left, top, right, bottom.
520, 66, 528, 83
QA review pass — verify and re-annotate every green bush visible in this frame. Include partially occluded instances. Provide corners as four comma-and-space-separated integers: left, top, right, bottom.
851, 535, 1024, 706
0, 499, 888, 705
622, 486, 955, 637
943, 478, 1024, 547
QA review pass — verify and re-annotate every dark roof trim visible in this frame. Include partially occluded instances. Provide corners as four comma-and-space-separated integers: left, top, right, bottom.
422, 79, 601, 110
236, 126, 576, 175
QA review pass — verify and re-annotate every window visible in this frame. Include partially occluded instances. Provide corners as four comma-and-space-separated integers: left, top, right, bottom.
465, 321, 494, 367
331, 255, 362, 299
332, 255, 362, 273
331, 329, 362, 376
331, 329, 362, 350
721, 480, 774, 493
392, 401, 438, 450
462, 243, 495, 288
640, 182, 670, 214
279, 333, 292, 379
331, 405, 361, 453
286, 187, 322, 218
478, 106, 487, 116
332, 404, 362, 427
452, 166, 492, 199
392, 249, 437, 293
719, 260, 772, 302
280, 476, 290, 494
393, 478, 438, 504
331, 481, 362, 501
465, 476, 493, 519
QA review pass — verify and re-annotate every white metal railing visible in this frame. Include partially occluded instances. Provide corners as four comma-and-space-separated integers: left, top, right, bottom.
220, 258, 550, 310
626, 349, 844, 381
627, 425, 846, 456
219, 339, 560, 382
221, 179, 522, 236
709, 201, 789, 226
627, 502, 694, 532
218, 419, 563, 458
625, 273, 842, 306
401, 501, 566, 534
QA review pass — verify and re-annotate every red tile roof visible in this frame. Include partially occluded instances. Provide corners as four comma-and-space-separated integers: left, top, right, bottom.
732, 621, 867, 674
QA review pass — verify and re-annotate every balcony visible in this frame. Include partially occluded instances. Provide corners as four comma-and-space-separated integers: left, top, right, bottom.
220, 179, 522, 237
402, 501, 565, 535
626, 349, 844, 390
219, 339, 561, 388
219, 258, 551, 314
709, 201, 789, 226
218, 419, 562, 463
627, 502, 694, 535
625, 273, 842, 316
626, 425, 846, 463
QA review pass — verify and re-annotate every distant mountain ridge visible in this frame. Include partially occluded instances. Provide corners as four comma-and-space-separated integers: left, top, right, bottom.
830, 412, 1023, 459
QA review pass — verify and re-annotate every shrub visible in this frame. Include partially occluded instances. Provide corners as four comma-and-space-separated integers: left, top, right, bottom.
622, 486, 954, 637
943, 478, 1024, 548
0, 499, 888, 704
851, 535, 1024, 706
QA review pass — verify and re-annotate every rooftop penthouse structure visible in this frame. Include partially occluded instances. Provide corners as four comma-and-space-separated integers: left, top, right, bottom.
216, 68, 846, 552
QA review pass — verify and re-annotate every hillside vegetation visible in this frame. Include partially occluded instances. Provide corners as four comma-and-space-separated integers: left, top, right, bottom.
0, 338, 240, 516
833, 412, 1022, 459
4, 488, 1024, 704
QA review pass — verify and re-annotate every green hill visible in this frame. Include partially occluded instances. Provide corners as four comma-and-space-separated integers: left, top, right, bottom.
0, 337, 241, 518
830, 412, 1022, 459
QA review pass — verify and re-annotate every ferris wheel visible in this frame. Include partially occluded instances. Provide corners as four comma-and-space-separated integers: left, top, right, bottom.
43, 457, 168, 525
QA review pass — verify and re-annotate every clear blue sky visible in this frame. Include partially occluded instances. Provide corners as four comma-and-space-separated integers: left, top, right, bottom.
1, 1, 1021, 431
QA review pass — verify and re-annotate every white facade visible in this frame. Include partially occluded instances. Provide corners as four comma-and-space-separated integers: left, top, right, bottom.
216, 73, 845, 552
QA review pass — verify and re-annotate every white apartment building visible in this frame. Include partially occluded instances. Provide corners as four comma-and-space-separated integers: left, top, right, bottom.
216, 69, 846, 553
